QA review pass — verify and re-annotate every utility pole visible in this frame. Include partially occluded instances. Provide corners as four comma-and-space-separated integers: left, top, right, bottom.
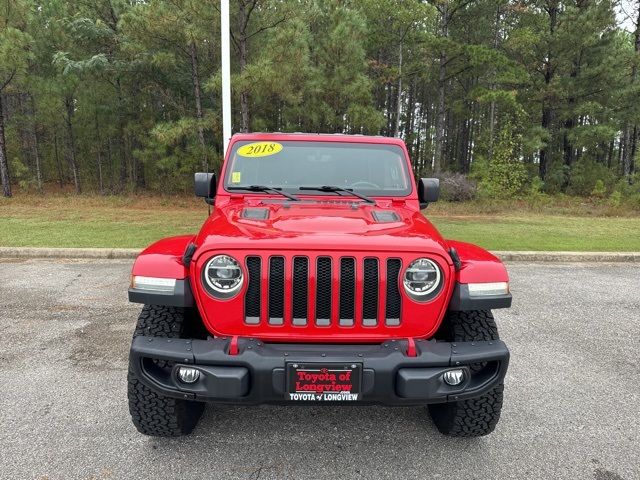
221, 0, 232, 155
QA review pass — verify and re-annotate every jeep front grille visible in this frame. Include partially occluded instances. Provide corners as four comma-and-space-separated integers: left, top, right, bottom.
244, 255, 402, 327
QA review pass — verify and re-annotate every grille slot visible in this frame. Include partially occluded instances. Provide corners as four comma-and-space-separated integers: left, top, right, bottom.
268, 257, 285, 325
339, 258, 355, 326
315, 257, 332, 326
385, 259, 402, 325
362, 258, 379, 326
292, 257, 308, 325
244, 256, 262, 324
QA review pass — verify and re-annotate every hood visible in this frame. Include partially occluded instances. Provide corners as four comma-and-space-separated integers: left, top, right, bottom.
194, 198, 449, 256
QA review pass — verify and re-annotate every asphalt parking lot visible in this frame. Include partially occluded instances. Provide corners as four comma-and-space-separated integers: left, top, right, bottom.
0, 259, 638, 480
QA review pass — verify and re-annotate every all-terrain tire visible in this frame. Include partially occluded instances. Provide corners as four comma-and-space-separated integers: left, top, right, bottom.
428, 310, 504, 437
127, 305, 205, 437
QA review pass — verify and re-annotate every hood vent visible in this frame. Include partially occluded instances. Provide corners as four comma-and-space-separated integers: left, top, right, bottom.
371, 210, 400, 223
242, 208, 270, 220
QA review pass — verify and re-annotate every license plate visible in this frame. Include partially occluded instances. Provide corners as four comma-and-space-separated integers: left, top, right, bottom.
286, 363, 362, 401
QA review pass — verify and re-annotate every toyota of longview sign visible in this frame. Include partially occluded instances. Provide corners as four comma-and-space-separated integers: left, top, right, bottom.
287, 365, 362, 401
289, 392, 360, 401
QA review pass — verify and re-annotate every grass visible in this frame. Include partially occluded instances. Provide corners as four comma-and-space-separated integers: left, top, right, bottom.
1, 193, 639, 251
431, 215, 640, 251
0, 194, 207, 248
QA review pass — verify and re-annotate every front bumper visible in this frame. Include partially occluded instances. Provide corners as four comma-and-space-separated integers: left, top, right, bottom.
130, 337, 509, 405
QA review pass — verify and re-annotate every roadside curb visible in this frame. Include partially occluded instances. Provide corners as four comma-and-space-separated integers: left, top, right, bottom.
495, 251, 640, 263
0, 247, 139, 259
1, 247, 639, 263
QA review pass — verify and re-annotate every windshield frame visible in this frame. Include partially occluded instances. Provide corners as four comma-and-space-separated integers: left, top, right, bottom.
221, 139, 414, 198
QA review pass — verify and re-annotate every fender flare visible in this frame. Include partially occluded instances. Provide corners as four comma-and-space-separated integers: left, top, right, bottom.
447, 240, 512, 311
129, 235, 196, 307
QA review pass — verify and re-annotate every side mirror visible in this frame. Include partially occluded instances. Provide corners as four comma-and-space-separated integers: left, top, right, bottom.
195, 172, 216, 204
418, 178, 439, 209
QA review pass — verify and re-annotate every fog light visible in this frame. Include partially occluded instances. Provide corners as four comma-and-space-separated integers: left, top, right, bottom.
443, 369, 464, 386
177, 367, 200, 384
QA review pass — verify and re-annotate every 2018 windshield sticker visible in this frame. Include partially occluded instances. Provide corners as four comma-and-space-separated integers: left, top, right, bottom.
237, 142, 283, 157
231, 172, 241, 183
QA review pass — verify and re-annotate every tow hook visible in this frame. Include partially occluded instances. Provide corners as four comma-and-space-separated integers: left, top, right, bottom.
228, 335, 239, 356
405, 337, 417, 357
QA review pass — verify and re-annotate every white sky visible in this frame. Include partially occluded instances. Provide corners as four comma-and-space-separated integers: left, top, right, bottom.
617, 0, 639, 32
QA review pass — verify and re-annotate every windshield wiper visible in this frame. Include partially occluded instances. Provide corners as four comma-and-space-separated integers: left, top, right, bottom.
298, 186, 376, 204
227, 185, 300, 201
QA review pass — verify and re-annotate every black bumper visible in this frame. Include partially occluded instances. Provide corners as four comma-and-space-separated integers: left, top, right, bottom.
448, 283, 512, 311
130, 337, 509, 406
128, 280, 195, 308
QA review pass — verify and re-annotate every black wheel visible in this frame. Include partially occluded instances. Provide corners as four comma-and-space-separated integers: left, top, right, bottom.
428, 310, 504, 437
127, 305, 205, 437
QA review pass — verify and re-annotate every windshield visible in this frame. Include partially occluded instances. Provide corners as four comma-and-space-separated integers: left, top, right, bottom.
224, 141, 411, 197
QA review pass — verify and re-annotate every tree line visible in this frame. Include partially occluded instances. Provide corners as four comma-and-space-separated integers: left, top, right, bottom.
0, 0, 639, 198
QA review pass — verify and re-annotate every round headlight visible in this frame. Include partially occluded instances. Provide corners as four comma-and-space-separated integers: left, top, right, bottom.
202, 255, 243, 298
403, 258, 442, 300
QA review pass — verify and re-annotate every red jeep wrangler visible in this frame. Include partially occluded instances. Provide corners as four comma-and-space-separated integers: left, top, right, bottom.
127, 133, 511, 437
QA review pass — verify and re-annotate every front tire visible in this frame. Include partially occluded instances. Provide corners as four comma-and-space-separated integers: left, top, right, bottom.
428, 310, 505, 437
127, 305, 205, 437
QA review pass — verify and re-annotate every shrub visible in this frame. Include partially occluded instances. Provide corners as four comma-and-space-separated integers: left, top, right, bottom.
9, 157, 32, 191
591, 179, 606, 198
608, 190, 622, 208
614, 174, 640, 196
436, 172, 477, 201
628, 194, 640, 208
478, 122, 527, 198
567, 158, 615, 196
529, 176, 544, 194
543, 163, 570, 194
525, 176, 554, 207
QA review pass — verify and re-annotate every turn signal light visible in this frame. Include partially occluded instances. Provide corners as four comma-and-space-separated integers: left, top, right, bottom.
131, 276, 176, 293
467, 282, 509, 297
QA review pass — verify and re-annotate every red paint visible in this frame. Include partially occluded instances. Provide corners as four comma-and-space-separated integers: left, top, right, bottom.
192, 201, 449, 258
131, 235, 194, 279
130, 133, 510, 343
191, 249, 454, 343
228, 336, 239, 356
447, 240, 509, 284
406, 337, 417, 357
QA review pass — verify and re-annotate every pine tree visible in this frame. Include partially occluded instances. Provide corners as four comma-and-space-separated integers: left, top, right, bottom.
0, 0, 33, 197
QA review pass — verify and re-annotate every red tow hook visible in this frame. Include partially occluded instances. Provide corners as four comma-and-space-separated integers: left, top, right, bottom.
405, 337, 417, 357
228, 335, 239, 356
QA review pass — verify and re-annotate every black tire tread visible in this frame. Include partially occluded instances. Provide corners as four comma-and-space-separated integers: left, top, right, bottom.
127, 305, 204, 437
428, 309, 504, 437
438, 309, 498, 343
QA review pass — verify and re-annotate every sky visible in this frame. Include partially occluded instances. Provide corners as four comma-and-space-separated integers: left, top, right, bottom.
617, 0, 639, 32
